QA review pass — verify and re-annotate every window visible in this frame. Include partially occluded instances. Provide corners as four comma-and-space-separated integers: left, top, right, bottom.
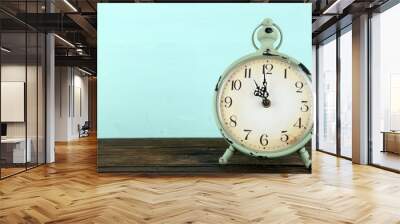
317, 36, 337, 154
339, 29, 352, 158
371, 3, 400, 171
0, 1, 47, 179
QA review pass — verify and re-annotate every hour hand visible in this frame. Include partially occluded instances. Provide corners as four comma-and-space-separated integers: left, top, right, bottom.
254, 79, 260, 88
254, 79, 271, 108
254, 80, 263, 97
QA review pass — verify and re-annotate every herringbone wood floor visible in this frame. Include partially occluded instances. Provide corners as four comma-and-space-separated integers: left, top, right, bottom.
1, 136, 400, 224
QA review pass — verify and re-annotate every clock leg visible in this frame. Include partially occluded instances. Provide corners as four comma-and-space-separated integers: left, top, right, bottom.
298, 147, 312, 168
219, 145, 235, 165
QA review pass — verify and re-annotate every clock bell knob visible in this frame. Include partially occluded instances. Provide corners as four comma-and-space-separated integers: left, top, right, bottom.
252, 18, 283, 52
257, 19, 279, 51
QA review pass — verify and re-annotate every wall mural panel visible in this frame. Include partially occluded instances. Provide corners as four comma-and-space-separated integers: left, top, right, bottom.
97, 3, 312, 173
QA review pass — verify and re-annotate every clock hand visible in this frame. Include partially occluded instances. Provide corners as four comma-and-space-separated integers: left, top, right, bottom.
253, 79, 271, 108
263, 73, 267, 87
253, 80, 263, 97
261, 74, 271, 108
261, 75, 269, 99
254, 80, 260, 89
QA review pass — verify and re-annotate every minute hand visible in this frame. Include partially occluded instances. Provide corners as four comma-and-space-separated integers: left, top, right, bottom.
261, 77, 269, 99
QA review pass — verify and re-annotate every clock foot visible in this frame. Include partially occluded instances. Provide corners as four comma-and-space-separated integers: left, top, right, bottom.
298, 147, 311, 168
219, 145, 235, 165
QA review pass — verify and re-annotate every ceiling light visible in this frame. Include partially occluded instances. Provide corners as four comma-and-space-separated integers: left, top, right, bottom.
322, 0, 354, 15
76, 48, 85, 55
78, 67, 93, 76
63, 0, 78, 12
1, 47, 11, 53
323, 0, 343, 14
54, 34, 75, 48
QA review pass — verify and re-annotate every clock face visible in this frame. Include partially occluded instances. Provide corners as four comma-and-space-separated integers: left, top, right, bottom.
216, 56, 313, 153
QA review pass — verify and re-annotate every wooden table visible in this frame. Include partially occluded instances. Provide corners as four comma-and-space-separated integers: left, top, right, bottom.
381, 131, 400, 154
1, 138, 32, 164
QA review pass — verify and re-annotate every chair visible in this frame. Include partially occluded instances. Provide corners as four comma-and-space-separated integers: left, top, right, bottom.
79, 121, 90, 138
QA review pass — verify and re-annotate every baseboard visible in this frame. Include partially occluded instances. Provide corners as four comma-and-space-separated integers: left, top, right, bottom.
97, 138, 311, 174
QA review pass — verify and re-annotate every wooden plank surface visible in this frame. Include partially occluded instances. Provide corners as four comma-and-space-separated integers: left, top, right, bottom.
97, 138, 311, 173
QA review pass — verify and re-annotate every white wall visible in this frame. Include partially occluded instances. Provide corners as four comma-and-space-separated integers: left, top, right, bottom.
71, 73, 89, 138
55, 67, 70, 141
1, 65, 41, 137
55, 67, 89, 141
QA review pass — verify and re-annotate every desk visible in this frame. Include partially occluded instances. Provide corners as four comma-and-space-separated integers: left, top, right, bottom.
382, 131, 400, 154
1, 138, 31, 163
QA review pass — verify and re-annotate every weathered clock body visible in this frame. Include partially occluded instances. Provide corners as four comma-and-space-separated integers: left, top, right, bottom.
214, 18, 313, 168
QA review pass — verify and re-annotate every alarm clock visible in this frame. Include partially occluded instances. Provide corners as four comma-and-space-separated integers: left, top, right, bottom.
214, 18, 313, 168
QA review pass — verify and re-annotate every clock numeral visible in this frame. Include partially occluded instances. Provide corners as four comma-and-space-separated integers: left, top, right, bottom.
244, 66, 251, 79
259, 134, 269, 146
284, 69, 287, 79
295, 81, 304, 93
293, 117, 305, 129
300, 100, 309, 112
231, 80, 242, 91
262, 64, 273, 75
243, 129, 252, 140
229, 115, 237, 127
280, 130, 289, 143
224, 96, 233, 108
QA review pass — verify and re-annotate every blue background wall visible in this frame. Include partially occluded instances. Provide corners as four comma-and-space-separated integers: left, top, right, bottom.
98, 3, 311, 138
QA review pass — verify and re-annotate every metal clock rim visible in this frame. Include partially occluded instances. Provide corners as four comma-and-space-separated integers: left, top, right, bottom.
213, 52, 313, 159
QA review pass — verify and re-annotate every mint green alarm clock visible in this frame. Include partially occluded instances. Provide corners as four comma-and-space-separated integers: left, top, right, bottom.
214, 18, 313, 168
